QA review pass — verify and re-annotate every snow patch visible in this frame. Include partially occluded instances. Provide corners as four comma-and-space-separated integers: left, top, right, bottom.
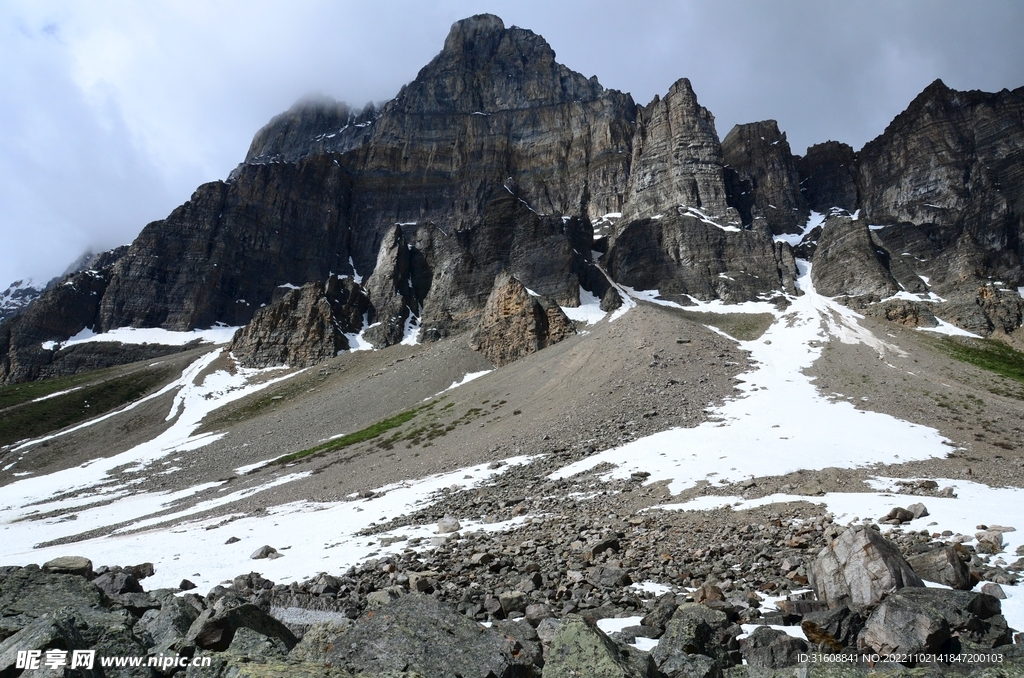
30, 387, 83, 402
549, 261, 944, 495
681, 205, 741, 232
437, 370, 493, 395
919, 318, 982, 338
41, 325, 239, 351
560, 286, 606, 325
774, 211, 825, 248
400, 314, 421, 346
0, 455, 535, 592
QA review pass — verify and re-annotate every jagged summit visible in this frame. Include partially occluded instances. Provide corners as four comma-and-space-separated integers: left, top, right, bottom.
398, 13, 608, 114
2, 16, 1023, 385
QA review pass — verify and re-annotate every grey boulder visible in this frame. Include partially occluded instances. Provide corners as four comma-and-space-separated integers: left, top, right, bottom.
808, 525, 923, 610
905, 546, 972, 590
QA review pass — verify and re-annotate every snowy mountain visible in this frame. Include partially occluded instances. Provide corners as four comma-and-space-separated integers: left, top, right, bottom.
0, 278, 44, 323
0, 13, 1023, 675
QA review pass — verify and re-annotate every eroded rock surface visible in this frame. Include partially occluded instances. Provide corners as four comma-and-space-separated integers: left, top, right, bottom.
471, 272, 574, 367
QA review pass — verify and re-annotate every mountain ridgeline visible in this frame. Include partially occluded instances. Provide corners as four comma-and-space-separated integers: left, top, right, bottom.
2, 14, 1023, 383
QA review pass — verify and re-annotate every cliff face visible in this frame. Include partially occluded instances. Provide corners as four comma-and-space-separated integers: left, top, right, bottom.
721, 120, 809, 235
857, 80, 1024, 291
94, 14, 631, 341
4, 19, 1024, 384
795, 141, 859, 213
98, 157, 356, 332
621, 79, 735, 224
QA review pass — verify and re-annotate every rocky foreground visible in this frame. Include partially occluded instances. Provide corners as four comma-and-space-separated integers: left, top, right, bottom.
3, 501, 1022, 677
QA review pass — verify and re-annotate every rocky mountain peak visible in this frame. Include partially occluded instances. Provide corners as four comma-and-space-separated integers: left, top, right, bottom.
397, 14, 605, 114
721, 119, 809, 235
243, 96, 376, 164
621, 77, 732, 222
440, 13, 508, 55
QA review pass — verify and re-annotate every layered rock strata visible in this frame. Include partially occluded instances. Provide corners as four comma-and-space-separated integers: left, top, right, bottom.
4, 22, 1024, 383
721, 120, 809, 235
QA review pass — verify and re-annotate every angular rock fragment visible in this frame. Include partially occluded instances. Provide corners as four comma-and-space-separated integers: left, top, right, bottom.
185, 594, 297, 653
471, 272, 575, 367
42, 556, 94, 578
740, 625, 808, 669
544, 614, 654, 678
651, 604, 736, 672
808, 525, 923, 610
860, 588, 1010, 656
906, 546, 972, 590
800, 605, 864, 651
324, 593, 532, 677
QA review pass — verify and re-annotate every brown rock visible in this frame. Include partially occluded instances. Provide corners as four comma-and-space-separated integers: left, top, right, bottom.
471, 272, 574, 367
229, 279, 368, 368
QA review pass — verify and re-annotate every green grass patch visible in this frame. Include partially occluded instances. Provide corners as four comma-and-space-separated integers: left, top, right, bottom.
0, 366, 174, 446
674, 310, 775, 341
935, 338, 1024, 385
0, 367, 125, 411
275, 402, 436, 465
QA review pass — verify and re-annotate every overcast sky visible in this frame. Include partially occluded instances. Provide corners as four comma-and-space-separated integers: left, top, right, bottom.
2, 1, 1022, 288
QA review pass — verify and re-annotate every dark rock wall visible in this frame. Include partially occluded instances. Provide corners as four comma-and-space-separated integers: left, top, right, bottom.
98, 157, 356, 332
721, 120, 809, 235
857, 80, 1024, 287
795, 141, 859, 213
810, 215, 900, 298
606, 214, 797, 302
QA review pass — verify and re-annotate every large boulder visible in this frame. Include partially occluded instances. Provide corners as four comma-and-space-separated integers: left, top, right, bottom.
0, 614, 95, 677
860, 588, 1011, 657
544, 614, 655, 678
905, 546, 973, 590
185, 593, 297, 653
41, 556, 95, 579
0, 565, 104, 639
650, 604, 737, 674
134, 593, 203, 655
323, 593, 533, 677
471, 272, 574, 367
739, 626, 808, 669
808, 526, 923, 610
800, 605, 864, 651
